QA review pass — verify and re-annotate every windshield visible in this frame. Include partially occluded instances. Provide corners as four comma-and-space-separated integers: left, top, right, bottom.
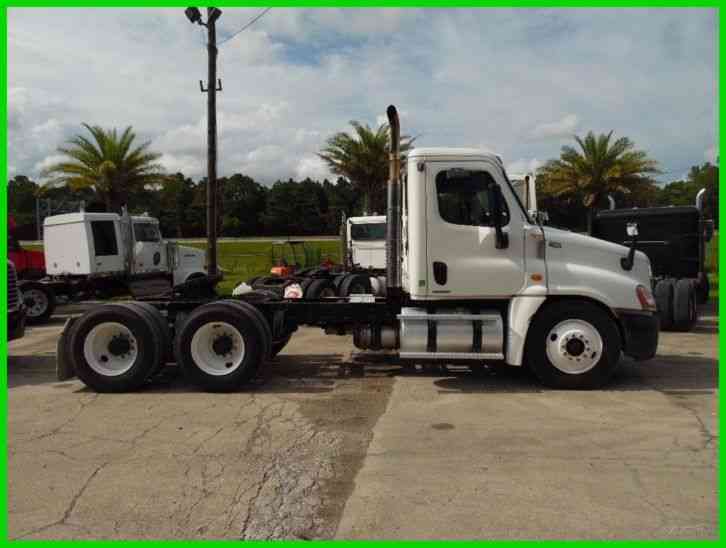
350, 222, 386, 241
133, 222, 161, 243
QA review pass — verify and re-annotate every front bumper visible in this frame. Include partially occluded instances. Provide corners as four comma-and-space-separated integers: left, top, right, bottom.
619, 310, 659, 360
8, 306, 27, 341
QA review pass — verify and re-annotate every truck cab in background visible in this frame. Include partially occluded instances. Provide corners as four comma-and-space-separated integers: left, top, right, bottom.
346, 215, 387, 271
43, 211, 207, 287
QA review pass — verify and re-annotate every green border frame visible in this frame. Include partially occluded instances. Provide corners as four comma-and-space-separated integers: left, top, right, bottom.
0, 3, 720, 544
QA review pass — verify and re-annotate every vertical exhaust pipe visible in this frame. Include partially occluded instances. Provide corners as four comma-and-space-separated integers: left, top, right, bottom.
696, 187, 706, 211
386, 105, 401, 295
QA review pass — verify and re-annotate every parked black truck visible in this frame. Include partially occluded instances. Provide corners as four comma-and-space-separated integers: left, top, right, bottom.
591, 188, 714, 332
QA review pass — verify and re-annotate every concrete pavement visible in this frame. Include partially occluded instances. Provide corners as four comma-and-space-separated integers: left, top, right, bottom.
8, 305, 718, 539
336, 307, 718, 539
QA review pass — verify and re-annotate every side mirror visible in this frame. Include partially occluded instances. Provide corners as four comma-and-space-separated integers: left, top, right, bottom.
532, 210, 549, 225
488, 184, 509, 249
621, 222, 639, 271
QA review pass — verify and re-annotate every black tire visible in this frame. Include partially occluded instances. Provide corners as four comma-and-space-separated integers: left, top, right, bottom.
339, 273, 372, 297
247, 276, 261, 288
174, 301, 267, 392
525, 301, 622, 390
304, 278, 337, 299
333, 273, 348, 293
696, 272, 710, 304
672, 279, 698, 332
21, 282, 56, 324
124, 302, 172, 372
68, 304, 160, 393
654, 279, 675, 331
220, 299, 273, 359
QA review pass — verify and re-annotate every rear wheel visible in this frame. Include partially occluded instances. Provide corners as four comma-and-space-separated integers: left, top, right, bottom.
305, 278, 337, 299
672, 279, 698, 332
525, 301, 622, 389
123, 301, 171, 372
654, 279, 675, 331
22, 282, 56, 324
339, 273, 372, 297
68, 305, 160, 392
174, 302, 269, 391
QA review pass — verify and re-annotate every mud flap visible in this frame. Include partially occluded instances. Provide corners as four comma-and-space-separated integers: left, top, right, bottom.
56, 317, 78, 381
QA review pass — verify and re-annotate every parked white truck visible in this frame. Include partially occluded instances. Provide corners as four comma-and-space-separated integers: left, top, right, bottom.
57, 106, 658, 393
22, 210, 209, 323
345, 215, 387, 271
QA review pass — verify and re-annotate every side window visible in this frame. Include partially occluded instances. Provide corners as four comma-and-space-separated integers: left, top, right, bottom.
435, 169, 509, 227
91, 221, 118, 256
350, 223, 386, 241
133, 223, 161, 242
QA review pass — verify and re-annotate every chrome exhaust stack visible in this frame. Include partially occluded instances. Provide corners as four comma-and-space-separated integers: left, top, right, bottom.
386, 105, 402, 295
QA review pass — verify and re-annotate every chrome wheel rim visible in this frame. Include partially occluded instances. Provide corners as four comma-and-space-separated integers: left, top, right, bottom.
190, 322, 246, 376
83, 322, 138, 376
545, 319, 603, 375
24, 288, 48, 318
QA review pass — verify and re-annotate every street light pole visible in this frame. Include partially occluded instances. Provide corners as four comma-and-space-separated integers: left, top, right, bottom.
204, 7, 221, 278
186, 6, 222, 278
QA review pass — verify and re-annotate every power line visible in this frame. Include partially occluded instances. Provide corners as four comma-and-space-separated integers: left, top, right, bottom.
217, 8, 271, 46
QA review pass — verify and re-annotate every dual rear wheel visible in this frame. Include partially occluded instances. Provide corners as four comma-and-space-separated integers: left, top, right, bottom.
654, 278, 697, 332
67, 300, 275, 393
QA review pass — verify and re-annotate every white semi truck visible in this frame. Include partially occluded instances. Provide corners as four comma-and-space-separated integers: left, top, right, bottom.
20, 210, 209, 323
57, 106, 659, 392
345, 215, 387, 271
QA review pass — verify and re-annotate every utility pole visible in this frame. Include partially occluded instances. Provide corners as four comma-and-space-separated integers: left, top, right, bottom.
185, 6, 222, 278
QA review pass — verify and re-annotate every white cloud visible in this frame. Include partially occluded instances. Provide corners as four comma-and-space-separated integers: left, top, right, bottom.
32, 154, 67, 175
7, 8, 718, 185
295, 155, 330, 181
159, 153, 203, 176
506, 158, 542, 176
529, 114, 579, 141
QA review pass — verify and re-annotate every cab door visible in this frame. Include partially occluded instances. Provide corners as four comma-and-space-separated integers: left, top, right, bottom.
425, 161, 526, 299
132, 221, 168, 274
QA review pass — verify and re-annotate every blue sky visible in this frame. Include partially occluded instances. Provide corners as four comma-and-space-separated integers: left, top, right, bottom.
8, 8, 718, 184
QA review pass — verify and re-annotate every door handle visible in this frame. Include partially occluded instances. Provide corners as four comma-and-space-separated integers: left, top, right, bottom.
433, 261, 448, 285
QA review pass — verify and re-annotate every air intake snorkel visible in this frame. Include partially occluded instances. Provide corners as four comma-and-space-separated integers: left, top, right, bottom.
386, 105, 402, 297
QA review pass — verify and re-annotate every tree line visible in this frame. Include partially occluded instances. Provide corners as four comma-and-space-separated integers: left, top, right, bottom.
6, 121, 718, 240
8, 172, 368, 240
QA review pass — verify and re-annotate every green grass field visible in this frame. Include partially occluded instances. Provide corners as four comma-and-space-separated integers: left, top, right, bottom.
705, 232, 718, 300
25, 232, 719, 299
188, 240, 342, 295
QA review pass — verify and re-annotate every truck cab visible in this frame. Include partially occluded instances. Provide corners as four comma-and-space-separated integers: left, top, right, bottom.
58, 106, 661, 393
43, 211, 207, 286
346, 215, 386, 270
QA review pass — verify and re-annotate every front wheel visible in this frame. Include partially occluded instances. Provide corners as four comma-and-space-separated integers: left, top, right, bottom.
525, 301, 622, 389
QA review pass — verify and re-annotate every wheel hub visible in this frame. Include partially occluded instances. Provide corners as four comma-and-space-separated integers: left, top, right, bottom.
545, 319, 604, 375
212, 334, 234, 356
190, 321, 246, 377
83, 322, 138, 377
565, 338, 586, 357
108, 335, 132, 357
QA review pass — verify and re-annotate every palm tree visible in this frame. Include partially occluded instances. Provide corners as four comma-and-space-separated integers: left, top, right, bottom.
538, 131, 659, 228
41, 124, 164, 213
318, 121, 415, 214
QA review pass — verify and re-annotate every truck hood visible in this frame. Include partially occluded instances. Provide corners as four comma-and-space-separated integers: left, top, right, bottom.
542, 226, 651, 287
